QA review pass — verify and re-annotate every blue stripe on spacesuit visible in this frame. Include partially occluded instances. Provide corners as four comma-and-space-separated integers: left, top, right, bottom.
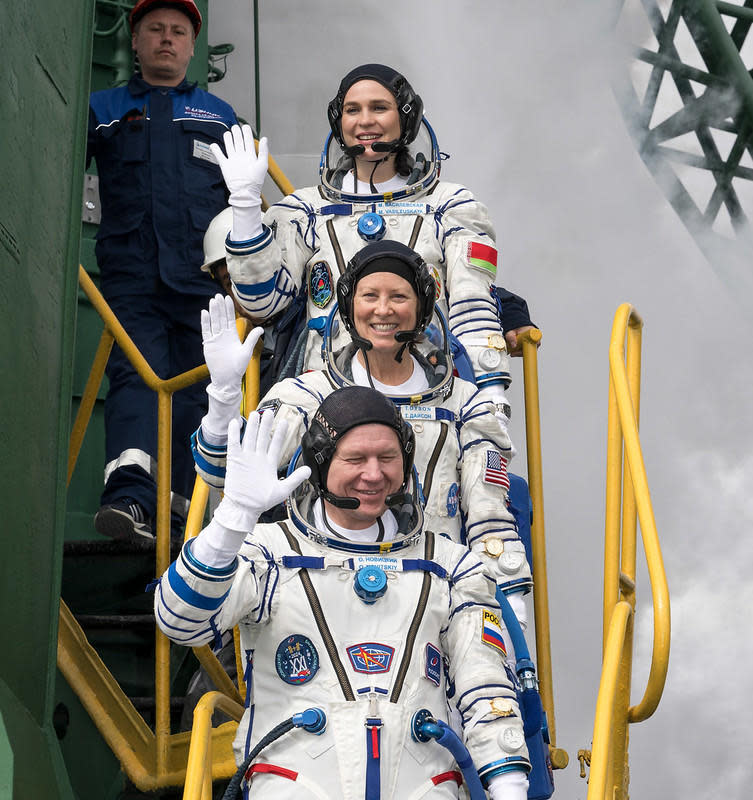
365, 718, 382, 800
233, 274, 278, 296
457, 684, 517, 715
400, 559, 448, 578
181, 540, 238, 580
191, 446, 226, 482
167, 561, 231, 610
281, 555, 325, 570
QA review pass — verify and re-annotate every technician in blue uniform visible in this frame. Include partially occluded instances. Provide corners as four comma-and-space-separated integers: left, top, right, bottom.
87, 0, 238, 540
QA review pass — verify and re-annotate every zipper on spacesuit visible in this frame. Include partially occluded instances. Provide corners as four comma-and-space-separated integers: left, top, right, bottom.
326, 219, 347, 274
421, 422, 449, 500
407, 215, 423, 249
389, 531, 435, 703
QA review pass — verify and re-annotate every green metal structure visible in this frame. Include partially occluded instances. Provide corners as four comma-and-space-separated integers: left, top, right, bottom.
612, 0, 753, 297
0, 2, 94, 799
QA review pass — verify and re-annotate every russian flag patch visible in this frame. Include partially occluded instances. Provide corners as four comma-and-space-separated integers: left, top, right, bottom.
481, 609, 507, 655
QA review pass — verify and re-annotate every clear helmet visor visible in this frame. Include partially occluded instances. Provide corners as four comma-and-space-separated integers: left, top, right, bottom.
286, 448, 425, 554
319, 117, 441, 203
322, 303, 455, 405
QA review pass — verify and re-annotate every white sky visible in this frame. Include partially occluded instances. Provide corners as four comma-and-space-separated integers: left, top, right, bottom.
209, 2, 753, 797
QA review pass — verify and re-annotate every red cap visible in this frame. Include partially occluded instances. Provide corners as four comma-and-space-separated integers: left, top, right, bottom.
129, 0, 202, 35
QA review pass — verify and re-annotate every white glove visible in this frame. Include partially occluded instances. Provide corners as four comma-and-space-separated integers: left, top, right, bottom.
210, 124, 268, 205
487, 770, 529, 800
200, 294, 263, 440
213, 412, 311, 533
210, 124, 268, 240
202, 294, 263, 395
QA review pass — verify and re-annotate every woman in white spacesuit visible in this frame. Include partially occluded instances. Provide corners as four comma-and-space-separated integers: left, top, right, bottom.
193, 240, 532, 635
208, 63, 537, 390
157, 386, 530, 799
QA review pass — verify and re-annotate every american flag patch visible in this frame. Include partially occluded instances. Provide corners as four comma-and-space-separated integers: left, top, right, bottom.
484, 450, 510, 490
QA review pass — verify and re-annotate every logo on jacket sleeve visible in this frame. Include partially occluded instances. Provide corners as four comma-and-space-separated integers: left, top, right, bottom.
309, 261, 333, 308
481, 609, 507, 655
346, 642, 395, 673
275, 634, 319, 685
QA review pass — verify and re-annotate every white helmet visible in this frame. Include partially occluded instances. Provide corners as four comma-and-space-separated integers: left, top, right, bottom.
200, 207, 233, 273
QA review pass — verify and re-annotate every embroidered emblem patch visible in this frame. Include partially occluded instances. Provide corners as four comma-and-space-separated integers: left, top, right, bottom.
483, 450, 510, 490
428, 264, 442, 300
481, 609, 507, 655
275, 634, 319, 685
346, 642, 395, 674
424, 643, 442, 686
446, 483, 459, 517
309, 261, 333, 308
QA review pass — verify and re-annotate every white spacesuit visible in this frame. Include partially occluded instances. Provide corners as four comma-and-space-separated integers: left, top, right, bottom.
156, 387, 530, 799
193, 305, 531, 600
194, 241, 532, 615
210, 64, 521, 388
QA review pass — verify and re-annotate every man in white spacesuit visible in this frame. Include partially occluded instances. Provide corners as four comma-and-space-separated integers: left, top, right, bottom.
156, 386, 530, 798
208, 63, 537, 389
193, 241, 532, 639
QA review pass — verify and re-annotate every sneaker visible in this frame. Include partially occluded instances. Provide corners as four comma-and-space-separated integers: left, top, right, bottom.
94, 500, 153, 541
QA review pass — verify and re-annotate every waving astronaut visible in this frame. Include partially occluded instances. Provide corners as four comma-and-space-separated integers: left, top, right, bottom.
208, 63, 538, 392
156, 386, 530, 799
193, 241, 533, 642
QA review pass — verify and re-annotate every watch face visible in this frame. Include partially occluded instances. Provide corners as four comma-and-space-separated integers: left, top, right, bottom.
479, 347, 502, 370
490, 697, 514, 716
484, 537, 504, 558
501, 727, 525, 752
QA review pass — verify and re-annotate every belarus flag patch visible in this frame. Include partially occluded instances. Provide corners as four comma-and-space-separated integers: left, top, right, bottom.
467, 242, 498, 276
481, 609, 507, 655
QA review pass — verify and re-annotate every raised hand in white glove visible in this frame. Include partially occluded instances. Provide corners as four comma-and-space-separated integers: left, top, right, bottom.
487, 770, 529, 800
210, 124, 268, 207
200, 294, 264, 440
213, 411, 311, 534
202, 294, 263, 397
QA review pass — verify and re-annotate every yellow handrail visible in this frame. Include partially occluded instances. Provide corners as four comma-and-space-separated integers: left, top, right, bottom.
519, 329, 568, 770
183, 692, 245, 800
586, 304, 671, 800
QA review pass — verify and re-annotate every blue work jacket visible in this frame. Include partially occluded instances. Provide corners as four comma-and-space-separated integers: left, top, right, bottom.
87, 74, 237, 297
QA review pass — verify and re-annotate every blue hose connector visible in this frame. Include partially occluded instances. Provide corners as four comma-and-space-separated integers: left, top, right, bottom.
292, 707, 327, 735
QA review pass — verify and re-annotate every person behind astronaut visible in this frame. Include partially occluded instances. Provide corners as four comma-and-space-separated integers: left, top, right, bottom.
193, 240, 532, 645
156, 386, 530, 799
207, 63, 538, 394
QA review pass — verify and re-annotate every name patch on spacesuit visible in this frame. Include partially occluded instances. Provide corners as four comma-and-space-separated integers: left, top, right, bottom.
424, 643, 442, 686
351, 555, 400, 571
372, 201, 431, 216
346, 642, 394, 674
400, 405, 436, 421
480, 610, 507, 655
275, 635, 319, 685
309, 261, 333, 308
